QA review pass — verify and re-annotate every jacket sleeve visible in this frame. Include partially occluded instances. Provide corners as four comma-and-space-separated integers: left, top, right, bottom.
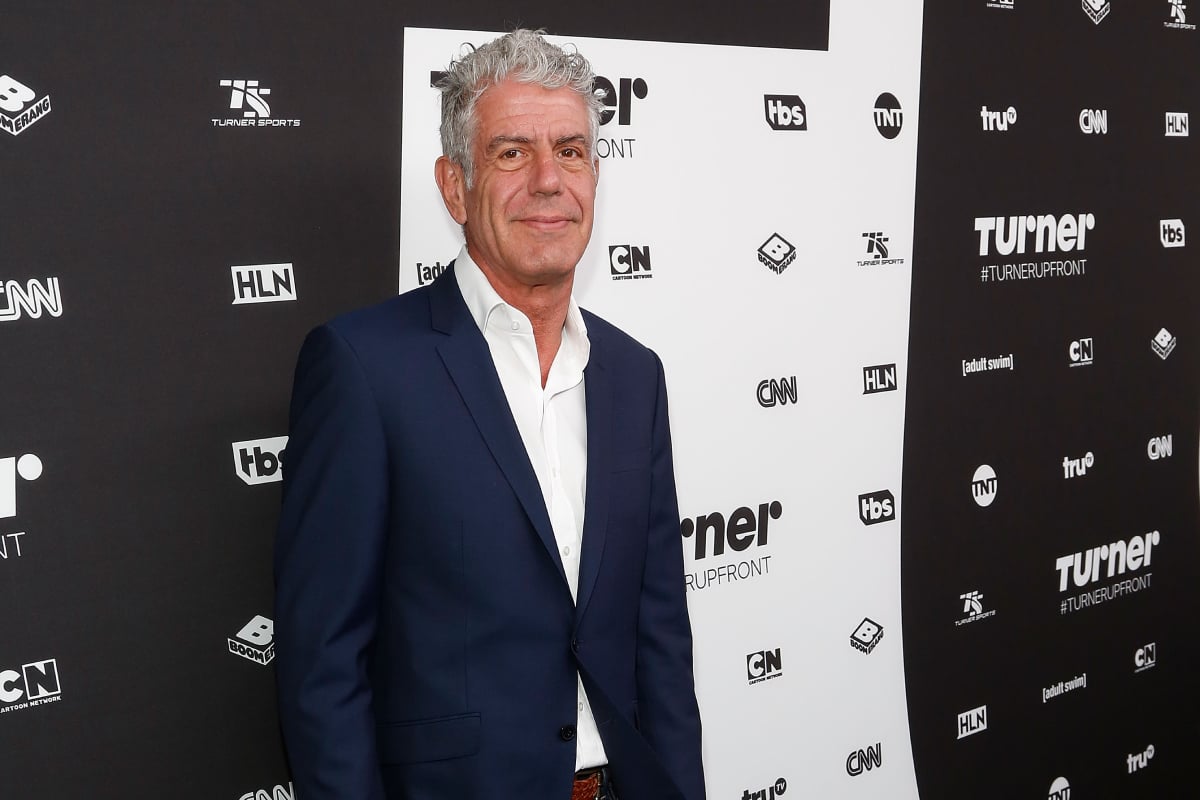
274, 324, 388, 800
635, 351, 706, 800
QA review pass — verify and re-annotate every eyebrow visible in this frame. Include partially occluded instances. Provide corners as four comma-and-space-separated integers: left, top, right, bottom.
485, 133, 589, 153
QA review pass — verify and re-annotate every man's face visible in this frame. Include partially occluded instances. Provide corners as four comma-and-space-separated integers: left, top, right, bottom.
438, 79, 598, 291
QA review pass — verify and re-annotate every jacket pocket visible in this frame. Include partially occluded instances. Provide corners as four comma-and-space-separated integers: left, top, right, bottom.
376, 712, 481, 764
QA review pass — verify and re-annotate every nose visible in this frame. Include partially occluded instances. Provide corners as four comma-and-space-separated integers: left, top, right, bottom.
528, 151, 562, 195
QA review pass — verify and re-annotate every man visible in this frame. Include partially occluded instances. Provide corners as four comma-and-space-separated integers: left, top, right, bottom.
275, 29, 704, 800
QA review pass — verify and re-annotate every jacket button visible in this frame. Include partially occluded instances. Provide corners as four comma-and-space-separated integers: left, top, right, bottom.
559, 725, 576, 742
570, 638, 580, 654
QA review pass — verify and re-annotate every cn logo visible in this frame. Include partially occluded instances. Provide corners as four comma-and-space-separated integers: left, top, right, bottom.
0, 75, 51, 136
0, 659, 61, 704
1160, 219, 1186, 248
233, 437, 287, 485
846, 742, 882, 776
228, 615, 275, 665
594, 76, 647, 126
971, 465, 998, 507
746, 648, 783, 684
1069, 337, 1093, 366
221, 79, 271, 118
0, 453, 42, 520
1135, 642, 1157, 672
858, 491, 895, 525
1147, 435, 1173, 460
764, 95, 807, 130
1079, 108, 1108, 134
757, 377, 798, 408
608, 245, 652, 280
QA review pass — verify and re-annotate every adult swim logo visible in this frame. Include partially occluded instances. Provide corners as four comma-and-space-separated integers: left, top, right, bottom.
0, 277, 63, 322
213, 79, 300, 127
850, 618, 884, 654
1048, 777, 1071, 800
1079, 109, 1108, 134
975, 212, 1093, 284
1165, 112, 1189, 136
957, 704, 987, 739
746, 648, 783, 685
741, 778, 787, 800
228, 615, 275, 665
1069, 338, 1093, 367
972, 465, 997, 507
858, 232, 905, 266
415, 261, 448, 287
0, 658, 61, 714
956, 590, 996, 626
1057, 531, 1159, 615
1152, 327, 1176, 360
764, 95, 807, 130
846, 743, 882, 775
758, 233, 796, 274
233, 437, 287, 485
231, 264, 296, 305
1042, 673, 1086, 703
1082, 0, 1110, 25
862, 364, 897, 394
873, 93, 902, 139
680, 500, 781, 591
238, 783, 294, 800
1, 453, 43, 564
0, 75, 51, 136
961, 353, 1014, 376
609, 245, 652, 280
1160, 219, 1185, 248
1127, 744, 1155, 774
1166, 0, 1196, 29
980, 105, 1016, 132
1062, 451, 1094, 479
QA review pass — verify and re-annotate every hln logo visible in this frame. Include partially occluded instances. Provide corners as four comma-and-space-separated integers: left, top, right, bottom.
1165, 112, 1188, 136
228, 615, 275, 665
239, 784, 294, 800
862, 364, 897, 394
858, 491, 895, 525
0, 659, 61, 704
1147, 435, 1173, 460
846, 742, 882, 776
0, 277, 63, 322
957, 704, 987, 739
746, 648, 782, 684
232, 437, 287, 485
757, 377, 797, 407
231, 264, 296, 305
609, 245, 652, 280
763, 94, 807, 130
1069, 338, 1093, 366
680, 501, 782, 560
0, 453, 42, 520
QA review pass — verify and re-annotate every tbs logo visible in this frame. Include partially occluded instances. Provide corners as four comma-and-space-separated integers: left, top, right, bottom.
609, 245, 652, 280
858, 491, 895, 525
1135, 642, 1157, 673
231, 263, 296, 305
233, 436, 287, 485
862, 364, 897, 394
764, 95, 807, 130
1069, 338, 1093, 367
0, 658, 61, 705
746, 648, 783, 684
228, 615, 275, 665
1160, 219, 1185, 248
594, 76, 648, 126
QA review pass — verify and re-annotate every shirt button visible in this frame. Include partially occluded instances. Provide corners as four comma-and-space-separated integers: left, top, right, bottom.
510, 321, 520, 331
559, 725, 576, 742
562, 545, 571, 557
578, 702, 584, 712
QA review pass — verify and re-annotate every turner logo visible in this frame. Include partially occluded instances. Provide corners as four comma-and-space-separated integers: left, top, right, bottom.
1057, 531, 1159, 592
1069, 338, 1093, 366
980, 105, 1017, 132
858, 491, 895, 525
609, 245, 652, 280
850, 618, 884, 654
0, 75, 51, 136
0, 277, 63, 322
1147, 435, 1173, 460
873, 93, 903, 139
231, 264, 296, 305
1079, 108, 1108, 134
1048, 777, 1071, 800
1166, 0, 1196, 29
1134, 642, 1156, 673
956, 590, 996, 626
0, 659, 62, 713
975, 213, 1094, 257
1127, 744, 1155, 774
862, 364, 897, 394
214, 79, 300, 127
238, 783, 294, 800
228, 615, 275, 665
1152, 327, 1176, 360
1, 453, 42, 521
971, 465, 997, 507
746, 648, 783, 684
681, 501, 781, 591
1160, 219, 1185, 247
846, 742, 882, 775
415, 261, 448, 287
957, 704, 987, 739
764, 95, 807, 130
1082, 0, 1110, 24
1062, 451, 1094, 479
757, 233, 796, 274
233, 437, 287, 485
740, 778, 786, 800
594, 76, 648, 127
1165, 112, 1189, 136
757, 377, 798, 408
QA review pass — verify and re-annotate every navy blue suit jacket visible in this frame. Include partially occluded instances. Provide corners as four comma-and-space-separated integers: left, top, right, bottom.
275, 266, 704, 800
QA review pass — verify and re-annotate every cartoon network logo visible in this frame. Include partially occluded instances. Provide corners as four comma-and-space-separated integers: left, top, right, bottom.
0, 658, 62, 713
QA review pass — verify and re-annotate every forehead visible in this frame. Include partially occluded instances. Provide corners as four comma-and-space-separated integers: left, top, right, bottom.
473, 79, 590, 142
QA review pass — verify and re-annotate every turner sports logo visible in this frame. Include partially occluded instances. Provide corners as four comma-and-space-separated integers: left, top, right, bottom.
975, 212, 1093, 284
213, 79, 300, 128
239, 783, 294, 800
680, 500, 781, 591
231, 264, 296, 305
233, 437, 287, 485
0, 658, 62, 714
0, 75, 51, 136
1, 277, 63, 322
228, 615, 275, 665
1166, 0, 1196, 29
956, 590, 996, 626
1057, 531, 1158, 615
858, 232, 905, 266
1152, 327, 1176, 360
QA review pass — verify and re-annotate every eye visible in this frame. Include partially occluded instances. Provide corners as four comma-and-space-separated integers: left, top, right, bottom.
501, 148, 521, 159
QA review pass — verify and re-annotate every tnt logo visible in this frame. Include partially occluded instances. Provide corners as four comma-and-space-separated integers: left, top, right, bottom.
858, 491, 895, 525
1048, 777, 1071, 800
1127, 744, 1155, 774
1165, 112, 1189, 136
0, 659, 61, 706
1062, 451, 1094, 479
1079, 109, 1107, 134
971, 465, 998, 507
980, 105, 1017, 132
757, 377, 797, 408
862, 364, 897, 394
863, 232, 889, 260
416, 261, 447, 287
846, 742, 882, 775
741, 778, 786, 800
757, 233, 796, 274
1083, 0, 1110, 24
231, 264, 296, 305
850, 618, 884, 654
956, 704, 987, 739
233, 437, 287, 485
594, 76, 647, 126
1147, 435, 1173, 460
0, 453, 42, 520
239, 784, 294, 800
1152, 327, 1177, 360
1160, 219, 1185, 248
746, 648, 783, 684
0, 75, 51, 136
681, 501, 781, 560
228, 615, 275, 665
0, 278, 63, 323
1069, 338, 1093, 367
873, 93, 903, 139
221, 79, 271, 118
1135, 643, 1157, 672
609, 245, 652, 280
764, 95, 807, 130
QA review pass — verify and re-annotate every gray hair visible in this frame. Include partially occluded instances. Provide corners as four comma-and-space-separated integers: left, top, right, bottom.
437, 28, 604, 186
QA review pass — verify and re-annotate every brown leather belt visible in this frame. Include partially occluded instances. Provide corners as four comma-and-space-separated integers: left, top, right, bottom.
572, 766, 605, 800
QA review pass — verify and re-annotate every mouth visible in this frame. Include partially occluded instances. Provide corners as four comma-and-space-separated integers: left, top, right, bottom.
518, 215, 574, 232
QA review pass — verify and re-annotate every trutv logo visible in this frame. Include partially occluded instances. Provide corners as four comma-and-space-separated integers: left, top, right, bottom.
0, 658, 62, 712
233, 437, 287, 485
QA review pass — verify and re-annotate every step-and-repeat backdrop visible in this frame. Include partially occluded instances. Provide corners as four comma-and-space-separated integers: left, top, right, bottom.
1, 1, 1195, 798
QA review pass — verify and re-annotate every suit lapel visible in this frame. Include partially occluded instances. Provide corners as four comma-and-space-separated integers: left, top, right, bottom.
429, 266, 567, 586
576, 333, 612, 621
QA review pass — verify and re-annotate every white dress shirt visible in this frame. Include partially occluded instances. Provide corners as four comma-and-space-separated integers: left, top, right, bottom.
453, 245, 608, 771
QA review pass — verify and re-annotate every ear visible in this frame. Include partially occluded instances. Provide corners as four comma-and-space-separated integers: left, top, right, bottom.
434, 156, 468, 225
